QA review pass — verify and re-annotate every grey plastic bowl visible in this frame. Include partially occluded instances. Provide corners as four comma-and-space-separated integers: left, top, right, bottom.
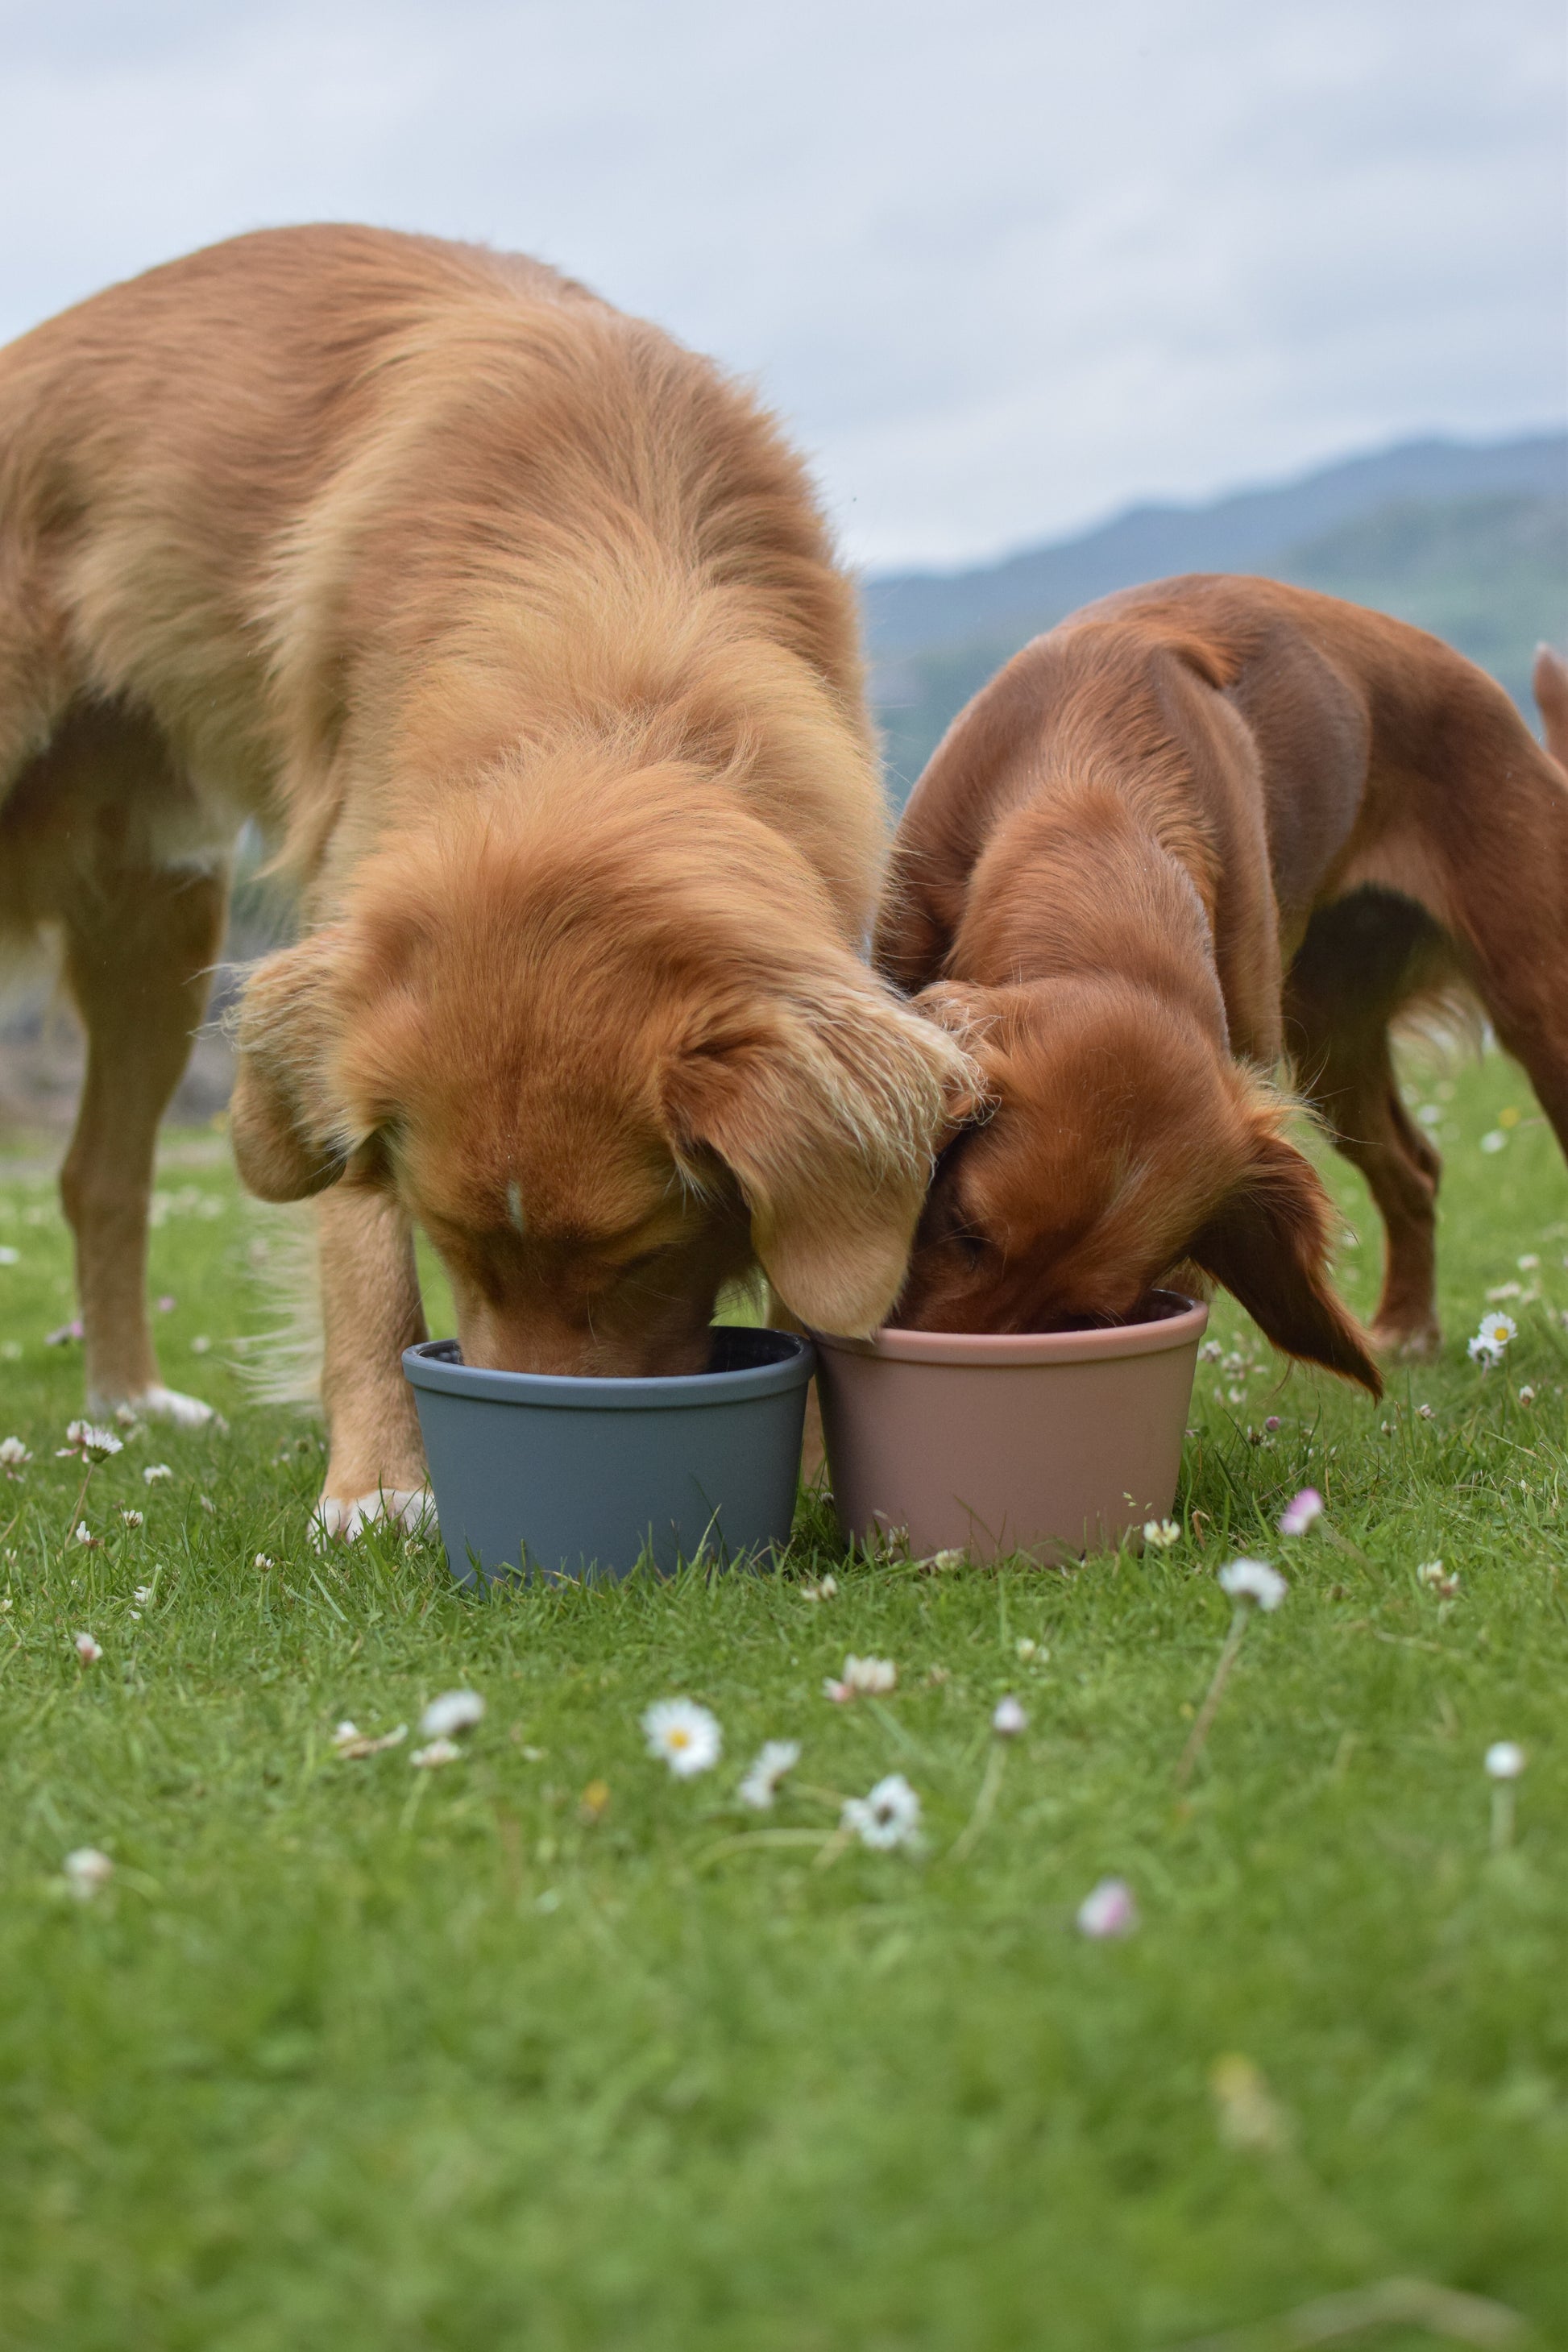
403, 1325, 815, 1586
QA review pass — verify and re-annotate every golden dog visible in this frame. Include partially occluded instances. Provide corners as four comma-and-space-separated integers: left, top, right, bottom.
0, 226, 966, 1533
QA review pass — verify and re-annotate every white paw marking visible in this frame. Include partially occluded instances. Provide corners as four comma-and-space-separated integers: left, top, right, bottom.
89, 1385, 218, 1430
310, 1486, 435, 1546
138, 1385, 219, 1429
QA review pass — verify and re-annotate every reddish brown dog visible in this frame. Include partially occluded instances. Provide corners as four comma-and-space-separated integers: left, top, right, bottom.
0, 226, 966, 1535
877, 577, 1568, 1384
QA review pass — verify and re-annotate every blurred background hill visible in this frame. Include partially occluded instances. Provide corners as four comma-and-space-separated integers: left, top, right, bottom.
866, 429, 1567, 796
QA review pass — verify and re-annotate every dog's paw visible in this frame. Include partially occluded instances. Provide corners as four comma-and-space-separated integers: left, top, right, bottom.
310, 1486, 435, 1546
89, 1384, 219, 1430
139, 1384, 221, 1429
1371, 1318, 1442, 1361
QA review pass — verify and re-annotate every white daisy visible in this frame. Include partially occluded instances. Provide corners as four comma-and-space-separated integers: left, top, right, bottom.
841, 1772, 923, 1851
1076, 1877, 1138, 1938
58, 1421, 122, 1463
143, 1464, 173, 1485
63, 1848, 114, 1900
641, 1698, 722, 1777
823, 1654, 898, 1702
1485, 1741, 1526, 1781
1217, 1558, 1288, 1612
1476, 1311, 1518, 1352
419, 1690, 485, 1740
737, 1739, 801, 1809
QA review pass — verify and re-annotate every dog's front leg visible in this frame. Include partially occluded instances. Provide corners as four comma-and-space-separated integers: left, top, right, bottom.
313, 1183, 431, 1542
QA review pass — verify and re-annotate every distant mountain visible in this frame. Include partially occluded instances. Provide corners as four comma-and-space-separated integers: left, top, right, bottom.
865, 432, 1567, 796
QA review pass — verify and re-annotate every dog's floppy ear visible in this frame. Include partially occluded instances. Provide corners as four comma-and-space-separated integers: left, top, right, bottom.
663, 973, 977, 1334
228, 931, 355, 1203
1189, 1106, 1381, 1396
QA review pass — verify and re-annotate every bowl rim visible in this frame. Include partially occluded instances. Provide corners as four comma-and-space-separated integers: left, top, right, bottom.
811, 1289, 1209, 1367
402, 1325, 815, 1411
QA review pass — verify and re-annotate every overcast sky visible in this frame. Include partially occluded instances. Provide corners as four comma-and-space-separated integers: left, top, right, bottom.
1, 0, 1562, 570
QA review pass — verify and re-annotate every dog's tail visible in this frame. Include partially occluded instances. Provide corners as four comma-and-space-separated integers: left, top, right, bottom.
1533, 643, 1568, 774
236, 1199, 323, 1408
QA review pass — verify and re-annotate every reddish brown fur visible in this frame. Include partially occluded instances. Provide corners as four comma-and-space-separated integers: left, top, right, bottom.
0, 226, 967, 1529
879, 580, 1568, 1387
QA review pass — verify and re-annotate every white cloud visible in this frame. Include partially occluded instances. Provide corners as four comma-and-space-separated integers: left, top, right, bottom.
1, 0, 1562, 566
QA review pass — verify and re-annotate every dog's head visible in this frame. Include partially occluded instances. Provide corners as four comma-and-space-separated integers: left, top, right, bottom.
230, 782, 973, 1375
895, 977, 1380, 1393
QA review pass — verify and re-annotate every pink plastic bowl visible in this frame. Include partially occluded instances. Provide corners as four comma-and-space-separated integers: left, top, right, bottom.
813, 1290, 1208, 1566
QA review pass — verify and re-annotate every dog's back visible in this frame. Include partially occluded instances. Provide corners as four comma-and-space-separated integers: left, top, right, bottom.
883, 574, 1564, 1001
1, 224, 877, 916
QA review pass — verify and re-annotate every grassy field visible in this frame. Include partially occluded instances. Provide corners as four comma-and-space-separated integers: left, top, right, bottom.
0, 1047, 1565, 2350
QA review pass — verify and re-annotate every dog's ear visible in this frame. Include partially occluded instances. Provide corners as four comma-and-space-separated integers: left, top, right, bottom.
1189, 1108, 1381, 1396
229, 932, 355, 1202
663, 974, 977, 1334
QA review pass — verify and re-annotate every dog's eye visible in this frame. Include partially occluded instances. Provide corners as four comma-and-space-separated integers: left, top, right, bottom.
617, 1243, 677, 1280
952, 1228, 990, 1271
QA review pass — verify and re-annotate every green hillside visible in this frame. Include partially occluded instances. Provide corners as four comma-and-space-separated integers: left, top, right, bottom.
869, 439, 1567, 801
1280, 492, 1566, 711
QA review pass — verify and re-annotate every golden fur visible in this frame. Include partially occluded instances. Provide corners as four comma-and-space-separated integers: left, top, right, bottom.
880, 581, 1568, 1384
0, 225, 966, 1531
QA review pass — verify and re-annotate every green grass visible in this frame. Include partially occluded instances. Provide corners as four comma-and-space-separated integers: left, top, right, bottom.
1, 1052, 1565, 2351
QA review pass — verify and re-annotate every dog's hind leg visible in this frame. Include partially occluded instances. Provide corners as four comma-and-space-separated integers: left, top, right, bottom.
59, 861, 229, 1423
42, 714, 232, 1423
1284, 892, 1448, 1358
1423, 709, 1568, 1168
